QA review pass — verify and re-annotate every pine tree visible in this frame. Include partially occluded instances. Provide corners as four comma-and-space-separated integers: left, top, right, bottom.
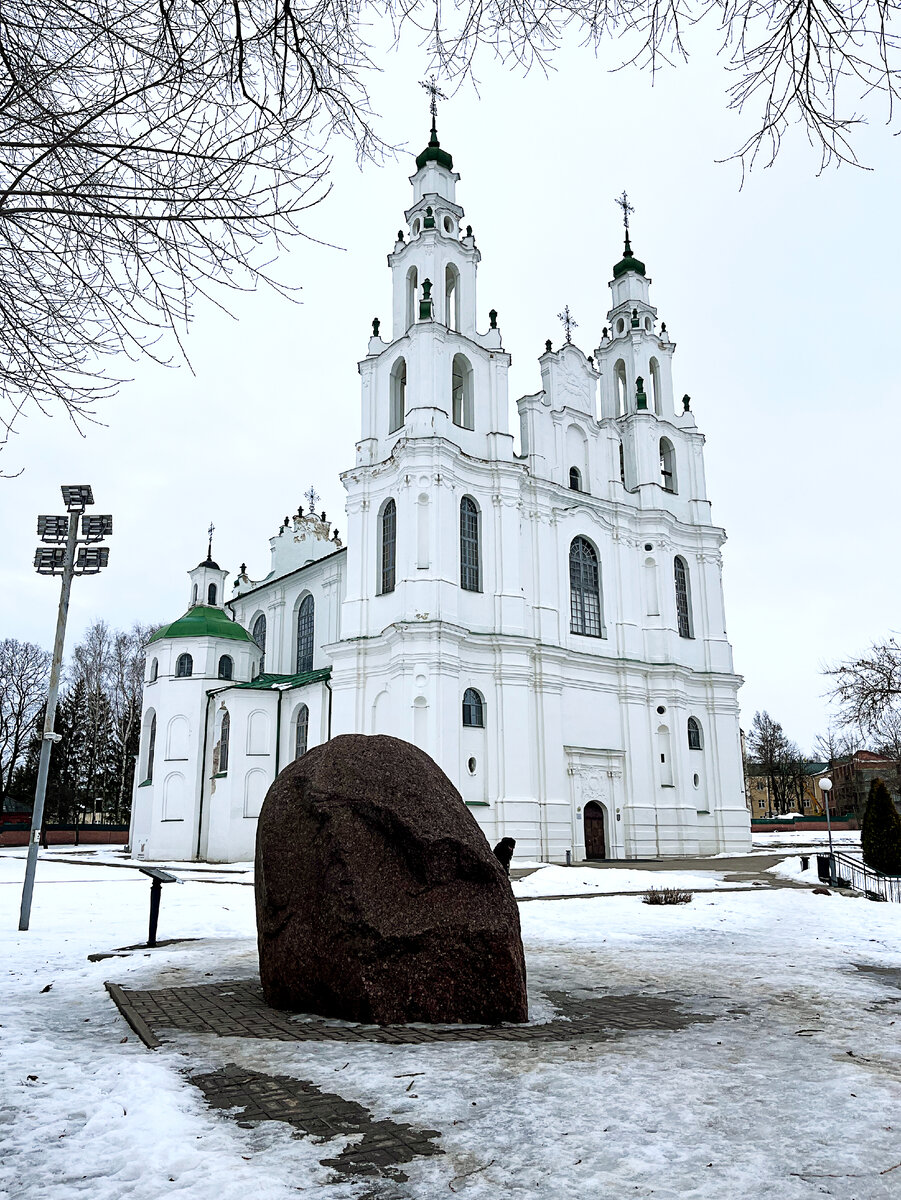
861, 777, 901, 876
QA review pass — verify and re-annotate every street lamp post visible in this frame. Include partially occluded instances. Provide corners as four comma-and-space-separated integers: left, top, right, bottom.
818, 776, 834, 885
18, 485, 112, 932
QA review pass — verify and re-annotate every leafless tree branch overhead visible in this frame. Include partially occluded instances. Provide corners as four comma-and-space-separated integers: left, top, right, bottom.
1, 0, 897, 451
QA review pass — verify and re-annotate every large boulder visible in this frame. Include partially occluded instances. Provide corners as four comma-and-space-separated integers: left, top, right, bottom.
255, 733, 528, 1025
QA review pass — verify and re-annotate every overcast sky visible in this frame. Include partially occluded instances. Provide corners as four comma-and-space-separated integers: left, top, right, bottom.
1, 29, 899, 755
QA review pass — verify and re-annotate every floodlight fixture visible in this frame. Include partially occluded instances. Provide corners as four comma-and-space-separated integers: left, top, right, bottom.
37, 515, 70, 542
75, 546, 110, 574
60, 484, 94, 511
81, 514, 113, 541
34, 547, 66, 574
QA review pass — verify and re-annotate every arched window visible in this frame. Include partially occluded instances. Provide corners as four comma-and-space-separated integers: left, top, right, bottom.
295, 704, 309, 758
687, 716, 703, 750
217, 654, 233, 680
614, 360, 627, 415
219, 710, 230, 773
460, 496, 481, 592
674, 556, 693, 638
389, 358, 407, 433
149, 658, 158, 683
252, 614, 267, 673
462, 688, 485, 728
570, 537, 603, 638
296, 595, 314, 673
452, 354, 474, 430
192, 584, 198, 605
569, 466, 582, 491
145, 713, 156, 783
649, 358, 662, 414
618, 441, 626, 487
659, 438, 677, 493
405, 266, 418, 330
379, 499, 396, 594
207, 582, 217, 606
445, 263, 460, 331
175, 652, 193, 678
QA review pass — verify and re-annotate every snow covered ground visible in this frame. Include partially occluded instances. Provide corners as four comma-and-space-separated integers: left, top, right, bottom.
512, 864, 746, 898
3, 846, 900, 1200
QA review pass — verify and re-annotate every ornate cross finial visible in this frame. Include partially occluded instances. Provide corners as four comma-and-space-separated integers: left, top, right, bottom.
419, 76, 447, 140
615, 190, 634, 232
304, 485, 321, 514
557, 305, 578, 345
206, 522, 215, 560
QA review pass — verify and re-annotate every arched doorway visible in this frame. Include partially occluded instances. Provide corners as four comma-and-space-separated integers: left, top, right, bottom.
584, 801, 606, 860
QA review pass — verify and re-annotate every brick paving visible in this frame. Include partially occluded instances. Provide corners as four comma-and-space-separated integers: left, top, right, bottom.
107, 977, 726, 1049
189, 1063, 443, 1181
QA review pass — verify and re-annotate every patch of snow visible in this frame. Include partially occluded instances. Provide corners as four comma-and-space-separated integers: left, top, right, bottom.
512, 864, 744, 898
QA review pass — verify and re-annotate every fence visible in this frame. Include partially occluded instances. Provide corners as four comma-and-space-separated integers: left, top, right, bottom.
818, 850, 901, 903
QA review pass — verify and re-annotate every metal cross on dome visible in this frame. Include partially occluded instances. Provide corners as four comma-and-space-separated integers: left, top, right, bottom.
304, 485, 321, 513
207, 522, 215, 559
420, 76, 447, 131
557, 305, 578, 344
615, 190, 635, 232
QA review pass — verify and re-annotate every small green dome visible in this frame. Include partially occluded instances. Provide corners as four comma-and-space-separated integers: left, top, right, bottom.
149, 605, 254, 644
415, 133, 453, 172
613, 235, 646, 279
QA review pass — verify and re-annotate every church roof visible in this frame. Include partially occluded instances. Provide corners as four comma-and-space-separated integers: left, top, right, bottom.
149, 605, 254, 644
612, 235, 646, 279
231, 668, 332, 691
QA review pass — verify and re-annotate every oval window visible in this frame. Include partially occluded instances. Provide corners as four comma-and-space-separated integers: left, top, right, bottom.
616, 318, 625, 334
444, 216, 455, 234
693, 773, 700, 788
468, 757, 477, 775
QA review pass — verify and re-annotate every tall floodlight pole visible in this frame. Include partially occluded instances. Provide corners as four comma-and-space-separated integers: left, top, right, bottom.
18, 486, 112, 931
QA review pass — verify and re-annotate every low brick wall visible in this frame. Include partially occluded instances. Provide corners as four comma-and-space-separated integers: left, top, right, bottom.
0, 824, 128, 847
751, 819, 859, 833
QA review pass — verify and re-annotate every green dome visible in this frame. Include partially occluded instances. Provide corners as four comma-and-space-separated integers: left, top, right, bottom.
415, 132, 453, 172
149, 605, 254, 644
613, 235, 646, 279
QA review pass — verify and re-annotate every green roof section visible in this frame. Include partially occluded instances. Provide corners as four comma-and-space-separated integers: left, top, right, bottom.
149, 605, 255, 645
232, 668, 332, 691
612, 234, 646, 280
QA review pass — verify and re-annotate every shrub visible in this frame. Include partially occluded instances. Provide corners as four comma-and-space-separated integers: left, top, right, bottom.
642, 887, 692, 905
861, 777, 901, 876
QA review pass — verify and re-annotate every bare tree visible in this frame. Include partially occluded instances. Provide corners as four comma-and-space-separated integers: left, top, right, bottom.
2, 1, 897, 458
746, 709, 806, 815
0, 637, 50, 805
825, 638, 901, 746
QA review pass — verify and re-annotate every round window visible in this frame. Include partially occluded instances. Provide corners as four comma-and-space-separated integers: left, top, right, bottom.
468, 757, 477, 775
656, 705, 666, 715
644, 543, 653, 551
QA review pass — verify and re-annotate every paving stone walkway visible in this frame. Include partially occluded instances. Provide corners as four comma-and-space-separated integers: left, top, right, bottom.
189, 1064, 443, 1182
107, 977, 730, 1050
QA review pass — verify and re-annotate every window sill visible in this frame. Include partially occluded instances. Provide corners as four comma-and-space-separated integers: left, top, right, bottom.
138, 780, 152, 788
465, 801, 490, 807
212, 772, 228, 779
160, 818, 184, 823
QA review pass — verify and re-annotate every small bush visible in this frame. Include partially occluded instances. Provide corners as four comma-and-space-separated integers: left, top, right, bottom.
861, 777, 901, 876
642, 886, 692, 905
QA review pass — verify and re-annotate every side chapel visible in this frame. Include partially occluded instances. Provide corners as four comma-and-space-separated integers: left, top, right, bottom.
130, 109, 750, 864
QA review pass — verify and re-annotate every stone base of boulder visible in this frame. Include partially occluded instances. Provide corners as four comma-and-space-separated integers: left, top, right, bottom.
255, 734, 528, 1025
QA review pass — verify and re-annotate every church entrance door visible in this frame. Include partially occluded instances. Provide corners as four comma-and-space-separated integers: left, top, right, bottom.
584, 801, 606, 860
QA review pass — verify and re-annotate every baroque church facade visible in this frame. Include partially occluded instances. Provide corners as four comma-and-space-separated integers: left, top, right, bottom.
130, 119, 750, 864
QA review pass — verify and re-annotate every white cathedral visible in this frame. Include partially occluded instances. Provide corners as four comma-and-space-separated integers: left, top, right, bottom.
129, 116, 750, 865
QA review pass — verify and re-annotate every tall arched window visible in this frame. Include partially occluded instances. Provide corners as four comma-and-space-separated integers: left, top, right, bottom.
674, 556, 693, 638
569, 466, 582, 491
452, 354, 474, 430
405, 266, 418, 330
614, 360, 627, 415
687, 716, 703, 750
219, 710, 230, 773
192, 584, 198, 605
296, 595, 314, 673
207, 582, 217, 605
380, 499, 396, 594
149, 658, 158, 683
252, 614, 267, 673
295, 704, 309, 758
649, 358, 662, 414
460, 497, 481, 592
389, 358, 406, 433
462, 688, 485, 728
145, 713, 156, 783
619, 442, 626, 486
217, 654, 233, 680
445, 263, 460, 331
570, 537, 603, 638
659, 438, 677, 493
175, 652, 193, 678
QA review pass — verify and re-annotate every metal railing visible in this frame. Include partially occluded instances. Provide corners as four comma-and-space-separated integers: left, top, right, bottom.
819, 850, 901, 903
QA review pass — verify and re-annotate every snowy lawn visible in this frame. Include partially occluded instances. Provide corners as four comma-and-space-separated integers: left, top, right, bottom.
2, 848, 901, 1200
512, 864, 746, 898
